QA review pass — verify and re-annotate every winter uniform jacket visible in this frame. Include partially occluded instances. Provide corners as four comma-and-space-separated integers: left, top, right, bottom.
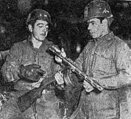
75, 32, 131, 119
1, 38, 61, 119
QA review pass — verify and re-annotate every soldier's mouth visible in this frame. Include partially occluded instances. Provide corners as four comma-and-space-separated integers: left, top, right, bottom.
41, 33, 46, 36
89, 32, 94, 35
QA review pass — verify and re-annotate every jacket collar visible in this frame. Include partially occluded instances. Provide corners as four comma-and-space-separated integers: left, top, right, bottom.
27, 36, 49, 49
96, 32, 114, 42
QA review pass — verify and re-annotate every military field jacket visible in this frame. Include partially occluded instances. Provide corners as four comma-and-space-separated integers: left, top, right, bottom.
75, 32, 131, 119
0, 38, 62, 119
1, 38, 59, 90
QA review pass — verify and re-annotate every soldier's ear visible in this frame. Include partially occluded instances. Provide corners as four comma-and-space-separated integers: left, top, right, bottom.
28, 24, 33, 32
102, 18, 108, 26
101, 18, 108, 29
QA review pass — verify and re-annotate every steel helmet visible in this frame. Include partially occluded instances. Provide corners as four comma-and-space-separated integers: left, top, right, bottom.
26, 9, 52, 25
84, 0, 113, 21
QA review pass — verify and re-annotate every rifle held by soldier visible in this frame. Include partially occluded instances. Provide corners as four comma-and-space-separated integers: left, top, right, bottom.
17, 75, 55, 112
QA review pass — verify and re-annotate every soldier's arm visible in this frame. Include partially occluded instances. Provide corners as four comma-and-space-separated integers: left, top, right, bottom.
1, 43, 22, 82
98, 41, 131, 89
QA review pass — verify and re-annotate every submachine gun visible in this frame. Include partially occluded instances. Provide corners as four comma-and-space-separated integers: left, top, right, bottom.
49, 46, 104, 119
17, 45, 103, 113
49, 45, 103, 92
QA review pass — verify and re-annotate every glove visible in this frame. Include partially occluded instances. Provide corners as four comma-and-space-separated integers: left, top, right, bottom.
19, 64, 46, 82
83, 80, 94, 92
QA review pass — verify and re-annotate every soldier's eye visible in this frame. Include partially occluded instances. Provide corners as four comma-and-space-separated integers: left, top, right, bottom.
39, 26, 43, 28
91, 22, 95, 25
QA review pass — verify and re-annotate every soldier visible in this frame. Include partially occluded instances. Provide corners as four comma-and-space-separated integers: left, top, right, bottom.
55, 0, 131, 119
1, 9, 62, 119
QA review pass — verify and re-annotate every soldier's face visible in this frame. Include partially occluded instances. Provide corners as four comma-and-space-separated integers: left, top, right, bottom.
88, 18, 107, 39
30, 20, 49, 41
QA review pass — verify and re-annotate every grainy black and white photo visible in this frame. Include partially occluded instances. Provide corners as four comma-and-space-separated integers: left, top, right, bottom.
0, 0, 131, 119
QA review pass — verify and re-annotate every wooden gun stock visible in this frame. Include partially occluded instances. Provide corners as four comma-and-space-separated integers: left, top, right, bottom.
17, 76, 55, 112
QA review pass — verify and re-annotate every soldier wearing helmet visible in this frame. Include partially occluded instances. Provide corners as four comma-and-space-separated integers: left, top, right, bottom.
84, 0, 114, 39
76, 0, 131, 119
26, 9, 52, 25
26, 9, 52, 42
55, 0, 131, 119
1, 9, 62, 119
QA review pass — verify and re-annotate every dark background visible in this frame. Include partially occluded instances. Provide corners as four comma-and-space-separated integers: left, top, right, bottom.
0, 0, 131, 58
0, 0, 131, 109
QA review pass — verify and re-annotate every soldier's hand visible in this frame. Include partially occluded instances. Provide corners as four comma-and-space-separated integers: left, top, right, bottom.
31, 77, 44, 88
19, 64, 45, 82
55, 71, 64, 85
83, 80, 94, 92
55, 48, 66, 63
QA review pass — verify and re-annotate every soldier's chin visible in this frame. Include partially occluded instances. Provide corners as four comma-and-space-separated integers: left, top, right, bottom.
36, 37, 46, 41
40, 38, 46, 41
41, 33, 47, 38
91, 35, 96, 38
91, 34, 99, 39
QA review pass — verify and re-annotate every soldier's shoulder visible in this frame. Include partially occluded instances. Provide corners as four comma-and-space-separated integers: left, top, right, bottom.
114, 35, 123, 42
46, 38, 53, 45
113, 35, 126, 45
113, 35, 129, 50
84, 40, 94, 49
11, 40, 27, 50
44, 39, 55, 49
